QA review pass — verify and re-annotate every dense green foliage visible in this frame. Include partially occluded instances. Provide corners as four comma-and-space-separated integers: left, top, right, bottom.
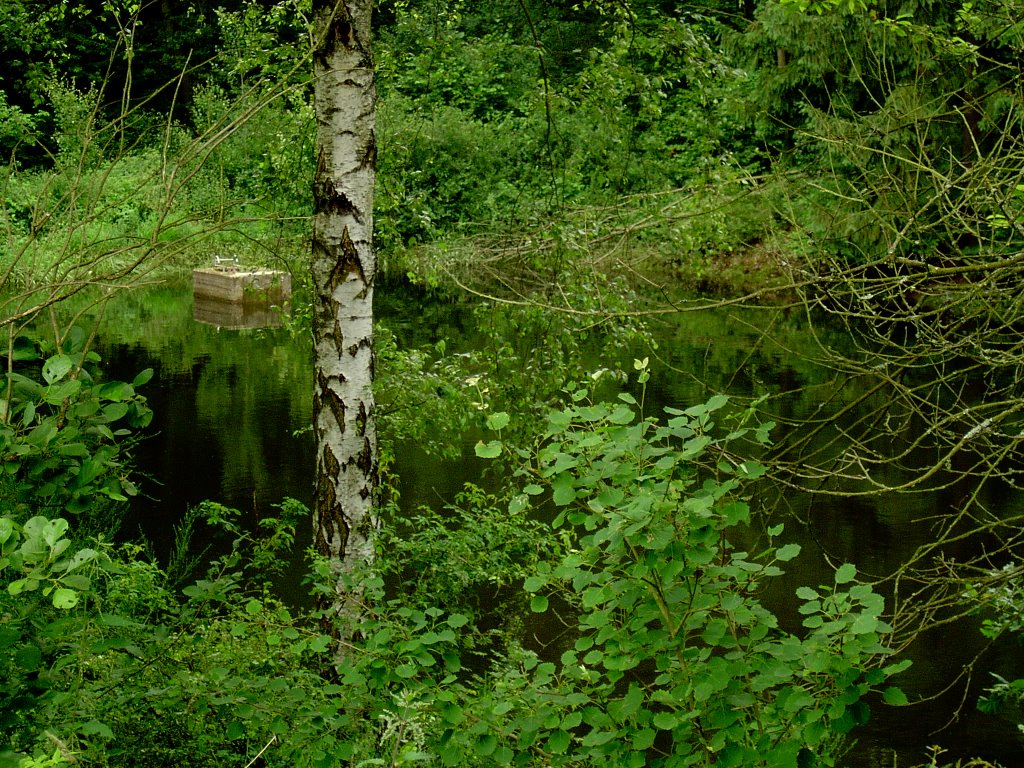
0, 329, 152, 516
491, 370, 908, 767
0, 373, 908, 766
3, 0, 1024, 765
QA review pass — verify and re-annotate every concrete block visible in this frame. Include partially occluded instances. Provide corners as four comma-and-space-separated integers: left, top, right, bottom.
193, 267, 292, 304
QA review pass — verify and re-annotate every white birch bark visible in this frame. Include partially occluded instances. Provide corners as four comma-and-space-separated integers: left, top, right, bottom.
311, 0, 377, 615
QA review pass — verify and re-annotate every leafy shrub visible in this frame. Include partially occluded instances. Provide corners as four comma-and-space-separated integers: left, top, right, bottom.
374, 325, 481, 466
468, 369, 909, 767
1, 366, 915, 767
187, 83, 315, 219
377, 483, 559, 613
379, 27, 538, 123
0, 329, 152, 516
970, 563, 1024, 739
0, 511, 114, 763
0, 89, 38, 159
1, 498, 353, 768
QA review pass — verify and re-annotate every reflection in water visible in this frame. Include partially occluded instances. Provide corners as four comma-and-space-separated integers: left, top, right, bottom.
192, 294, 286, 329
87, 282, 1023, 768
91, 285, 314, 599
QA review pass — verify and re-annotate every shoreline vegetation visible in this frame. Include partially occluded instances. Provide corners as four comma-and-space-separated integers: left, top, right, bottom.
3, 1, 1023, 766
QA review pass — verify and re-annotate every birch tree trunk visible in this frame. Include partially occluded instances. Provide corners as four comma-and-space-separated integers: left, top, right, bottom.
311, 0, 377, 617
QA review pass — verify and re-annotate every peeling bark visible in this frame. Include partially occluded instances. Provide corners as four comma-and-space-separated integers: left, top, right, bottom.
311, 0, 377, 625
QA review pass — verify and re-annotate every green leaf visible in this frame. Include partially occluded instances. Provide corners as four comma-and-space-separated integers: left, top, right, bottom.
551, 473, 576, 506
132, 368, 155, 387
26, 420, 57, 447
11, 336, 39, 361
883, 659, 913, 676
652, 711, 677, 730
596, 487, 624, 508
632, 728, 656, 750
42, 354, 74, 385
680, 435, 712, 459
474, 440, 502, 459
851, 613, 878, 634
98, 381, 134, 402
71, 458, 103, 489
44, 379, 82, 404
435, 701, 462, 726
776, 543, 801, 562
530, 595, 549, 613
611, 684, 643, 721
79, 720, 114, 740
65, 548, 98, 572
42, 517, 69, 547
782, 687, 815, 713
439, 743, 462, 767
546, 730, 571, 754
706, 394, 729, 411
59, 442, 90, 457
14, 643, 42, 670
0, 518, 14, 546
835, 563, 857, 584
608, 404, 634, 424
882, 687, 909, 706
395, 663, 418, 678
722, 501, 749, 526
20, 400, 36, 427
97, 402, 129, 423
52, 588, 79, 609
523, 575, 545, 592
0, 627, 21, 648
737, 460, 766, 479
486, 411, 510, 431
474, 735, 498, 757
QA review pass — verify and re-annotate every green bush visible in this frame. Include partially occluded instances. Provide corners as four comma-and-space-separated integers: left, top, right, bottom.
0, 329, 152, 516
187, 83, 315, 219
467, 370, 909, 767
0, 498, 352, 768
1, 366, 916, 767
969, 563, 1024, 746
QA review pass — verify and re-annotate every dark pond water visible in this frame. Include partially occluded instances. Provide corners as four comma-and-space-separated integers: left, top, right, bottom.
82, 279, 1024, 768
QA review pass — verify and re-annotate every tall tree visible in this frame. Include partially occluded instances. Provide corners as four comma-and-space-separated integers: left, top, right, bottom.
311, 0, 378, 620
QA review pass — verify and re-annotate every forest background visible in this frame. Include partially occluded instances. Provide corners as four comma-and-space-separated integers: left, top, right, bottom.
2, 0, 1024, 766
